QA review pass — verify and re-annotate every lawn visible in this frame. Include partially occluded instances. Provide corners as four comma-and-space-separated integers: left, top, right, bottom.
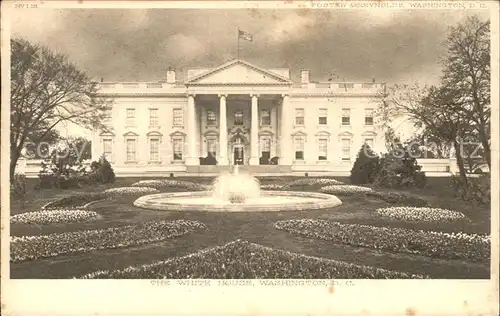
9, 176, 491, 279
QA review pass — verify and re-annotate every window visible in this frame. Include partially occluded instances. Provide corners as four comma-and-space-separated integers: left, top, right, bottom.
149, 108, 159, 127
149, 138, 160, 162
365, 108, 374, 125
342, 108, 350, 126
173, 108, 183, 127
295, 108, 305, 126
207, 110, 217, 126
126, 108, 135, 126
365, 138, 374, 150
341, 138, 351, 160
294, 136, 305, 160
234, 110, 243, 125
260, 109, 271, 126
318, 108, 327, 125
103, 139, 113, 160
126, 139, 136, 162
173, 138, 183, 161
318, 138, 328, 161
207, 138, 217, 158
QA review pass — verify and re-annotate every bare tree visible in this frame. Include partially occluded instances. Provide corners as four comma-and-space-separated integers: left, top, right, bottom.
441, 15, 491, 169
10, 38, 112, 182
379, 83, 470, 184
420, 86, 471, 185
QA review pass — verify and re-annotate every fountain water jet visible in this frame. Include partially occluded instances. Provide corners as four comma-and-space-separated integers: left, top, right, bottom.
211, 165, 260, 204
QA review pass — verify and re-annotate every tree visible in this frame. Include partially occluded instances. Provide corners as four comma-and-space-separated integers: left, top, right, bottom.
420, 86, 471, 185
10, 38, 112, 182
350, 143, 380, 184
24, 128, 61, 159
381, 83, 470, 185
441, 15, 491, 169
64, 136, 92, 162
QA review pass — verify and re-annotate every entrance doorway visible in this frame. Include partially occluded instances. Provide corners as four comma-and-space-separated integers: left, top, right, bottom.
233, 145, 244, 165
232, 136, 245, 165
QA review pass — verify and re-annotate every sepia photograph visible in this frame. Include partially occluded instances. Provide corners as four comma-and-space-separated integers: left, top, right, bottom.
1, 0, 498, 315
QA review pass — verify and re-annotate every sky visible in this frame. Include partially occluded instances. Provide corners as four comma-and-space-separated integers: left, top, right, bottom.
10, 8, 490, 138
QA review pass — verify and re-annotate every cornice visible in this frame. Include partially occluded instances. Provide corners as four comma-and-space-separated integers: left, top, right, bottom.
94, 93, 187, 98
291, 92, 383, 98
186, 82, 292, 87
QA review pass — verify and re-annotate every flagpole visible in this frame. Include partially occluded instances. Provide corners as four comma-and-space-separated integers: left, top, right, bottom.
237, 28, 240, 60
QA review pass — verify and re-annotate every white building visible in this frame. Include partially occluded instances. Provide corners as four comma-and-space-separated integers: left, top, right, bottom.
91, 59, 387, 175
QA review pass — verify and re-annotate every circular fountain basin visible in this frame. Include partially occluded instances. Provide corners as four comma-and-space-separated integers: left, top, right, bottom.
134, 191, 342, 212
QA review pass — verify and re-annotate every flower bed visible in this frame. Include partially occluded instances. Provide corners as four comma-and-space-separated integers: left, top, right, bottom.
259, 183, 290, 190
11, 210, 99, 225
42, 192, 108, 209
366, 191, 428, 207
375, 206, 465, 222
275, 219, 489, 262
81, 240, 425, 279
131, 179, 210, 191
320, 185, 373, 195
289, 178, 345, 187
104, 186, 160, 197
11, 220, 206, 262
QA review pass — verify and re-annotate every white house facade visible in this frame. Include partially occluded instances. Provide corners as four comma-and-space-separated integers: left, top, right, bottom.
91, 59, 387, 175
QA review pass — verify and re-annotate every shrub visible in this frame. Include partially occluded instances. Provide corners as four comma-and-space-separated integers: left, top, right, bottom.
89, 155, 115, 184
350, 144, 380, 184
373, 145, 426, 189
10, 173, 27, 200
452, 174, 490, 204
366, 191, 428, 207
37, 144, 89, 189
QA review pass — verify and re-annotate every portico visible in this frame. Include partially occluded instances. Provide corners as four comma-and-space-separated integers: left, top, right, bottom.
184, 59, 293, 167
186, 93, 288, 167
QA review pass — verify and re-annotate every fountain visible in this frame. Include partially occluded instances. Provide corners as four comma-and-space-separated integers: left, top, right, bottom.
212, 165, 260, 204
134, 165, 342, 212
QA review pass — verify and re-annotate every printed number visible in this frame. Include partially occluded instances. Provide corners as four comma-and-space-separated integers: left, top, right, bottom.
15, 3, 38, 8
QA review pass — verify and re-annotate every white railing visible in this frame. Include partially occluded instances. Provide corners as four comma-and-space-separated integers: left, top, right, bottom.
294, 82, 386, 91
97, 82, 183, 91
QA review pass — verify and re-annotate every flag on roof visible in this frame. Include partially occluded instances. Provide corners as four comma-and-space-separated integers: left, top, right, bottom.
238, 29, 253, 42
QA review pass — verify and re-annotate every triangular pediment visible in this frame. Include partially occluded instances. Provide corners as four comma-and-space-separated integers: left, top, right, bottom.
186, 60, 291, 85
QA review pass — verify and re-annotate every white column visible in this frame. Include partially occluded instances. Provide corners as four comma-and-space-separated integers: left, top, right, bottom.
218, 94, 228, 165
249, 94, 260, 165
185, 94, 199, 165
280, 94, 292, 165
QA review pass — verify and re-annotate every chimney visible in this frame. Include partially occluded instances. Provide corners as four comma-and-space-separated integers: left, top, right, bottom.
166, 67, 176, 84
301, 70, 310, 84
